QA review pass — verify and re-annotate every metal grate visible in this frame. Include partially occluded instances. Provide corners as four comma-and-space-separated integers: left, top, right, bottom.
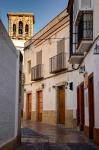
75, 12, 93, 49
31, 64, 43, 81
50, 52, 66, 73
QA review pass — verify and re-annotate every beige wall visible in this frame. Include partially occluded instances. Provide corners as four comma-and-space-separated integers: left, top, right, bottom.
23, 10, 75, 128
24, 25, 69, 84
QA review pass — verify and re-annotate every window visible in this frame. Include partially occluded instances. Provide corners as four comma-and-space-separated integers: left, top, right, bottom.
36, 51, 42, 65
19, 21, 23, 35
57, 38, 65, 54
25, 24, 29, 34
83, 13, 93, 39
28, 60, 31, 74
76, 12, 93, 45
13, 24, 16, 35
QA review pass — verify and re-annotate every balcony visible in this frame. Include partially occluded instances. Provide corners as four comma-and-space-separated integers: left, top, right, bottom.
70, 52, 84, 64
31, 64, 43, 81
50, 52, 67, 74
75, 12, 93, 53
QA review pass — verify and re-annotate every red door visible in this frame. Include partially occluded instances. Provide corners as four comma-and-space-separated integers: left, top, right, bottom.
79, 82, 84, 131
27, 93, 32, 120
37, 91, 43, 122
77, 83, 84, 131
58, 86, 65, 124
77, 86, 80, 126
88, 74, 94, 139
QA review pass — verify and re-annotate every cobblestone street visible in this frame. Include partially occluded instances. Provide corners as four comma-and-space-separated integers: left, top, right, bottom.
17, 121, 99, 150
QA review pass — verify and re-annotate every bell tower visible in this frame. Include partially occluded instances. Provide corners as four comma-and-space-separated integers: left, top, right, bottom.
7, 12, 35, 59
7, 12, 35, 41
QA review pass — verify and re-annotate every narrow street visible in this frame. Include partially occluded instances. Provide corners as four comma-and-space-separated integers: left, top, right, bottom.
17, 121, 99, 150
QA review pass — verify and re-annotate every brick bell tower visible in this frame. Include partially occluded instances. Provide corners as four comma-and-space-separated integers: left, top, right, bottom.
7, 12, 35, 53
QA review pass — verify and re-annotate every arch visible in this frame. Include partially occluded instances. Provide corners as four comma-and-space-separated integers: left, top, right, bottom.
13, 24, 16, 35
25, 24, 29, 34
19, 21, 23, 35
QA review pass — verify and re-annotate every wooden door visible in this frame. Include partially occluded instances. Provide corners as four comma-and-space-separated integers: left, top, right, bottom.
27, 93, 32, 120
79, 82, 84, 131
58, 86, 65, 124
77, 86, 80, 126
37, 91, 43, 122
88, 74, 94, 139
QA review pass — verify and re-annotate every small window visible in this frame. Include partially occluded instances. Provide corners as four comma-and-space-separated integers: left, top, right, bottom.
25, 24, 29, 34
13, 24, 16, 35
57, 38, 65, 54
36, 51, 42, 65
28, 60, 31, 74
19, 21, 23, 35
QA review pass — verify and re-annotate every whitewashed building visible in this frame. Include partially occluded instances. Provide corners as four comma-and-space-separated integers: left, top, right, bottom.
67, 0, 99, 146
0, 19, 20, 149
23, 10, 77, 128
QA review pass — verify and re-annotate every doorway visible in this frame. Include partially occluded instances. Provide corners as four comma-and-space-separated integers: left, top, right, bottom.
88, 73, 94, 139
27, 93, 32, 120
57, 86, 65, 124
79, 82, 84, 131
37, 90, 43, 122
77, 86, 80, 126
77, 82, 84, 131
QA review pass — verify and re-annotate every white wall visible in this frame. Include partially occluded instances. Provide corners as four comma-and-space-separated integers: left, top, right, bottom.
12, 39, 26, 65
0, 20, 19, 146
67, 37, 99, 127
93, 0, 99, 39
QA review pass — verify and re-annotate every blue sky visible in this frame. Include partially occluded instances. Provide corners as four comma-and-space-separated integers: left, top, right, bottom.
0, 0, 68, 34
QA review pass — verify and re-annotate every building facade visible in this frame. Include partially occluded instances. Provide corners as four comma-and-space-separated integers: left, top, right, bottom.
67, 0, 99, 146
23, 10, 77, 128
0, 19, 20, 149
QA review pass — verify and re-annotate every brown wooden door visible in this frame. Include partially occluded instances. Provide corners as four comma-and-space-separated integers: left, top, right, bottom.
37, 91, 43, 122
58, 86, 65, 124
88, 74, 94, 139
79, 82, 85, 131
27, 93, 32, 120
77, 86, 80, 126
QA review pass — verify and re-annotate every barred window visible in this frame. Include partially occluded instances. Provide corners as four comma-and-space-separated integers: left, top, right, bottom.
13, 24, 16, 35
19, 21, 23, 35
25, 24, 29, 34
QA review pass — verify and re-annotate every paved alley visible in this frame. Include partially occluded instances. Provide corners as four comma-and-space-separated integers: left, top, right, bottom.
17, 121, 99, 150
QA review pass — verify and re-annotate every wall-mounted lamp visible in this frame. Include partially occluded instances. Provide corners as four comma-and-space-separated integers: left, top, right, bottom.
41, 83, 45, 89
69, 82, 73, 91
52, 85, 56, 88
24, 88, 26, 92
94, 43, 99, 54
65, 82, 68, 89
65, 82, 68, 86
79, 65, 85, 74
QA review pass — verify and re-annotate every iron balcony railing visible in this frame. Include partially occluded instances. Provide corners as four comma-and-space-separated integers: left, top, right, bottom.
50, 52, 66, 73
75, 12, 93, 49
31, 64, 43, 81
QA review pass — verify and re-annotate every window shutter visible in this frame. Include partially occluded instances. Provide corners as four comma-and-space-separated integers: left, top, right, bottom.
28, 60, 31, 73
36, 51, 42, 65
57, 38, 65, 54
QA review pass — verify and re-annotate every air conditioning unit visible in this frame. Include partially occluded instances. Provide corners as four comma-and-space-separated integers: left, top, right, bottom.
80, 0, 93, 10
73, 0, 93, 23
